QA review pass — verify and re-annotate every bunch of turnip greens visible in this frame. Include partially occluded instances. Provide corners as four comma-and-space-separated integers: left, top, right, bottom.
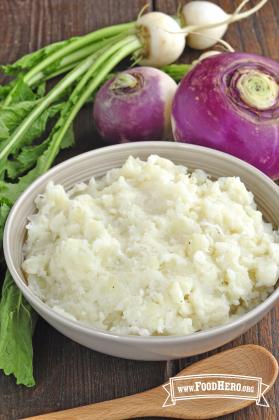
0, 19, 190, 386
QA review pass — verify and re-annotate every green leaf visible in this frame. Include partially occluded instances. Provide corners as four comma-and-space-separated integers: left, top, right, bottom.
6, 138, 50, 179
0, 81, 47, 139
36, 82, 46, 97
0, 101, 63, 159
0, 272, 35, 387
0, 100, 38, 137
5, 79, 38, 104
0, 80, 18, 101
15, 102, 63, 150
0, 202, 11, 242
0, 171, 37, 205
0, 120, 75, 204
4, 161, 22, 180
7, 139, 50, 177
3, 103, 65, 180
0, 119, 9, 140
60, 122, 75, 149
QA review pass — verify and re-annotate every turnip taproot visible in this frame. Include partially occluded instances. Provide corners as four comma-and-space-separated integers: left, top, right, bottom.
172, 52, 279, 179
94, 67, 177, 143
180, 0, 267, 50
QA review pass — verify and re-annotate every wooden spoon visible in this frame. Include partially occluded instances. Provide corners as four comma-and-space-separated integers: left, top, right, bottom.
25, 345, 278, 420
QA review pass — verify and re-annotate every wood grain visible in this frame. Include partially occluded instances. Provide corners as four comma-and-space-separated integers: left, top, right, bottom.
0, 1, 278, 420
22, 345, 279, 420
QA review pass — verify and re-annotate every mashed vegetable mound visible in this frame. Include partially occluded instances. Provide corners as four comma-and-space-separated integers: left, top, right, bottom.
22, 155, 279, 336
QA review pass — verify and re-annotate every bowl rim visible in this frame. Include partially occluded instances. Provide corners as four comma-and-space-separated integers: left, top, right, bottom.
4, 141, 279, 343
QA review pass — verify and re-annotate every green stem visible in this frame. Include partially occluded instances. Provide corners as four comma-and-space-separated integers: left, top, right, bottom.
43, 36, 141, 171
50, 61, 193, 93
160, 63, 193, 82
24, 22, 135, 85
27, 35, 125, 86
29, 63, 78, 85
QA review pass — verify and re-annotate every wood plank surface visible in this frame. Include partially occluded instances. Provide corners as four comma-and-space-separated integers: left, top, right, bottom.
0, 1, 278, 420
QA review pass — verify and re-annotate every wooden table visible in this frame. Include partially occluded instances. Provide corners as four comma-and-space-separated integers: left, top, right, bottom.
0, 1, 278, 419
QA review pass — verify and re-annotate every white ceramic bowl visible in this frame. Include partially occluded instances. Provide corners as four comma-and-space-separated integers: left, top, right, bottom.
4, 142, 279, 361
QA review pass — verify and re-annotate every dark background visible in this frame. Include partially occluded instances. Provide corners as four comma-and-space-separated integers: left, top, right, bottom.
0, 1, 278, 419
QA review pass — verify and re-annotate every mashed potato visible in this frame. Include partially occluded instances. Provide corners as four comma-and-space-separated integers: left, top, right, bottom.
22, 155, 279, 336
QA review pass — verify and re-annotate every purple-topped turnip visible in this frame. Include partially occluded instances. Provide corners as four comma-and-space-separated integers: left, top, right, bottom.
172, 52, 279, 179
94, 67, 177, 143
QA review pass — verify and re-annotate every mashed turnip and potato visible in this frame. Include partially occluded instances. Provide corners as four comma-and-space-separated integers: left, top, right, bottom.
22, 155, 279, 336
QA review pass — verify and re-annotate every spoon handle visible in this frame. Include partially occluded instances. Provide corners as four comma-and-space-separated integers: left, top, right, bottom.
23, 392, 158, 420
